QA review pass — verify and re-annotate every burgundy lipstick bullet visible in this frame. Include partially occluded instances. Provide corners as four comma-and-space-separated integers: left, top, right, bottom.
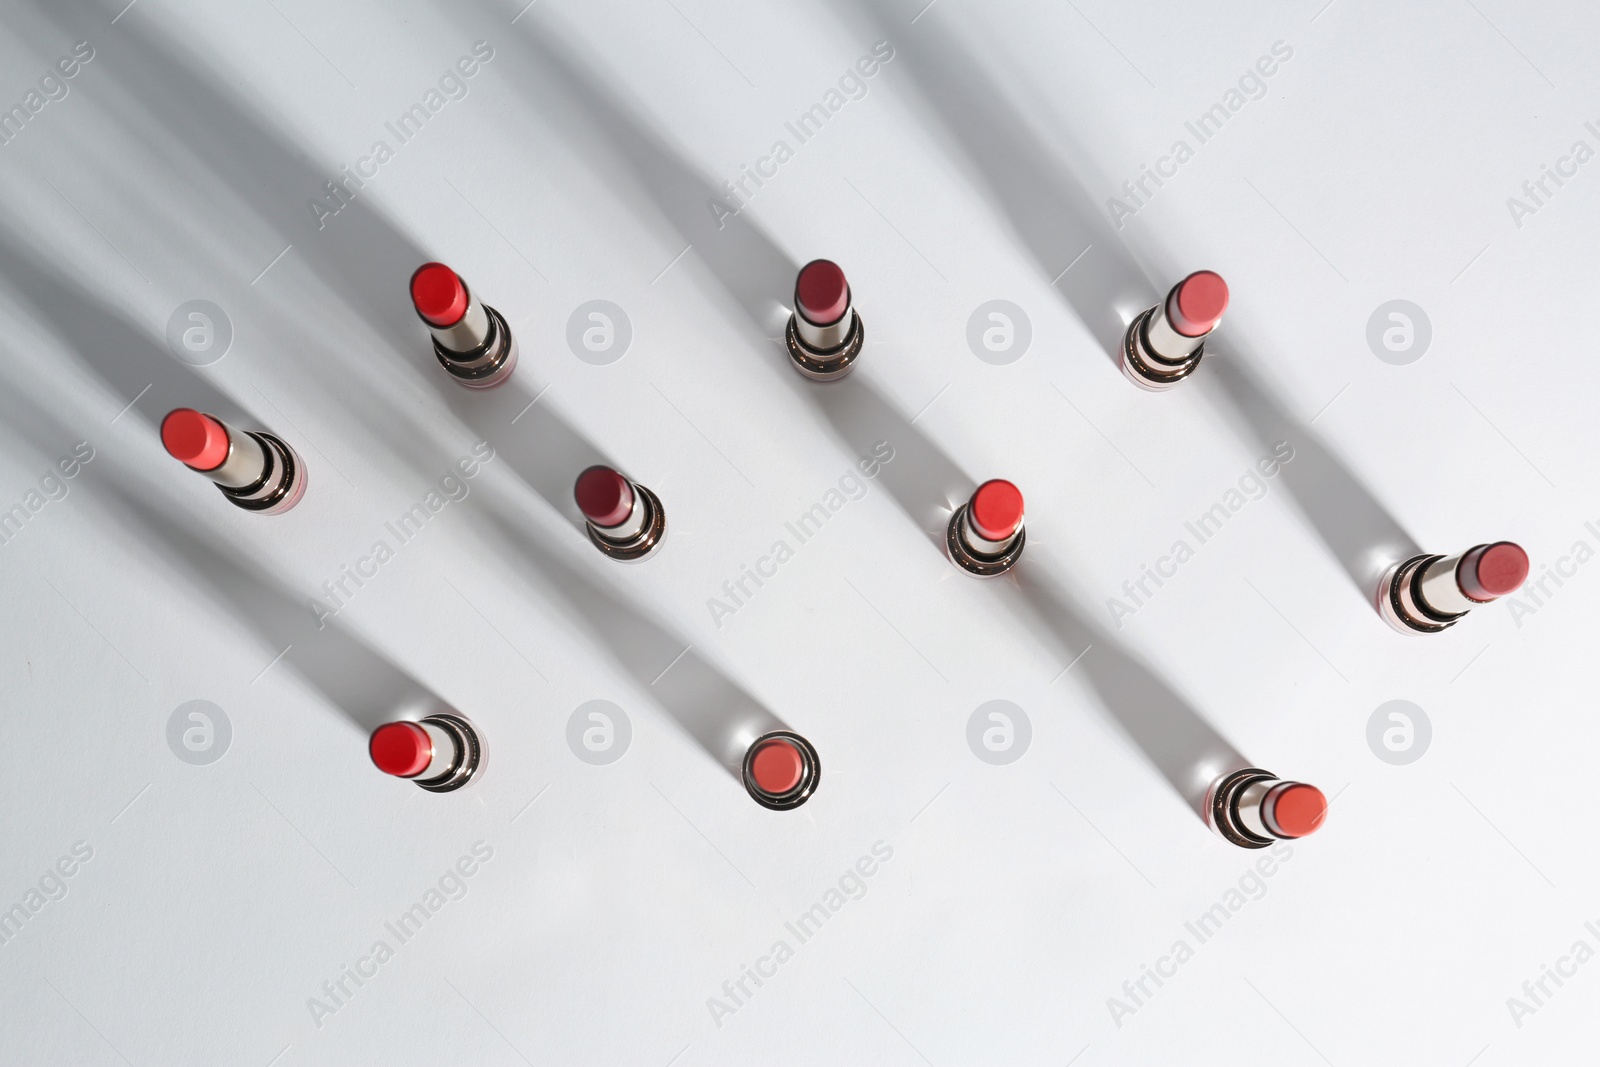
575, 465, 666, 562
785, 259, 864, 381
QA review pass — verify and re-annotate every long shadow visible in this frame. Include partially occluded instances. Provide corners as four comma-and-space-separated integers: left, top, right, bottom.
481, 4, 798, 345
0, 224, 257, 434
99, 477, 444, 734
430, 371, 613, 533
1008, 572, 1248, 816
809, 375, 974, 551
806, 373, 1248, 816
1204, 351, 1420, 604
477, 496, 789, 781
826, 0, 1156, 361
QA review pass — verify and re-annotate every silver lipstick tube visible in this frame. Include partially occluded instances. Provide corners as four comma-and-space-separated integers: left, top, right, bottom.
214, 429, 306, 516
430, 296, 518, 389
1120, 284, 1208, 391
584, 481, 667, 562
946, 503, 1026, 577
785, 305, 864, 382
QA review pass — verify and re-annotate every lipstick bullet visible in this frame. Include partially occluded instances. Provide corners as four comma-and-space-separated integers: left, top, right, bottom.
785, 259, 864, 381
742, 731, 820, 810
369, 714, 485, 793
411, 262, 518, 388
575, 465, 666, 562
1121, 270, 1229, 391
1378, 541, 1529, 634
947, 479, 1026, 577
1206, 769, 1326, 848
161, 408, 306, 515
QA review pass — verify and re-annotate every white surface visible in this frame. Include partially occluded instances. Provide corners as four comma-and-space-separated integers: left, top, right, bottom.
0, 0, 1596, 1064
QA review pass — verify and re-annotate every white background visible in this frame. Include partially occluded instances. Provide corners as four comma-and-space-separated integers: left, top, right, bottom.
0, 0, 1596, 1063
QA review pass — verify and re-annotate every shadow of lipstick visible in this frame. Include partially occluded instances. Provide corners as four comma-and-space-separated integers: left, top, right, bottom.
96, 474, 447, 734
478, 498, 791, 785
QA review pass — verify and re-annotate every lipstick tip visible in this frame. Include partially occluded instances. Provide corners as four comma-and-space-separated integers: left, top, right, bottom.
1169, 271, 1229, 337
749, 737, 805, 795
370, 722, 433, 778
411, 262, 469, 328
1465, 542, 1529, 599
1270, 782, 1327, 838
795, 259, 850, 326
574, 465, 634, 528
969, 479, 1024, 542
161, 409, 230, 471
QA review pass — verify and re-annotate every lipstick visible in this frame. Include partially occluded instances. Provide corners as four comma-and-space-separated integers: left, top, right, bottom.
161, 408, 306, 515
1121, 270, 1229, 391
369, 713, 485, 793
947, 479, 1026, 576
411, 262, 518, 388
1206, 769, 1327, 848
575, 465, 666, 562
1378, 541, 1529, 634
785, 259, 864, 381
742, 731, 820, 810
